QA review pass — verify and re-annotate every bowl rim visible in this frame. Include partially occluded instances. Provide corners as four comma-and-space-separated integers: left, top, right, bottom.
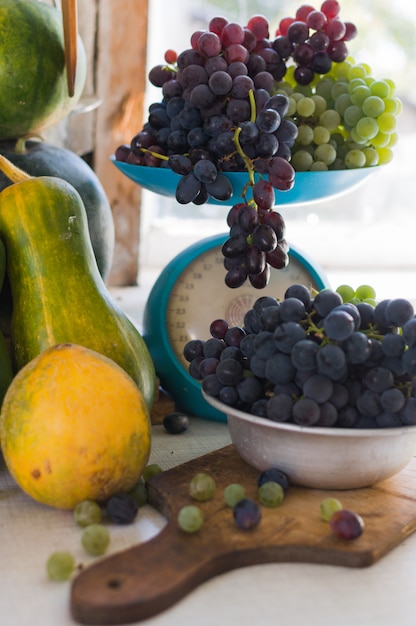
110, 156, 380, 206
202, 391, 416, 439
110, 156, 383, 178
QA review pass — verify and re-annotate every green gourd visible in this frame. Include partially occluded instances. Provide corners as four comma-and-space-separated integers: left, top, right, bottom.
0, 238, 13, 404
0, 156, 156, 409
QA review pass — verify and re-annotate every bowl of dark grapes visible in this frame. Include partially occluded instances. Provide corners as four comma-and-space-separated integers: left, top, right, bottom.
113, 5, 399, 211
184, 283, 416, 490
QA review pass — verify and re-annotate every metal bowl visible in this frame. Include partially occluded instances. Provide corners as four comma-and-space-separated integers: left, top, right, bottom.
203, 392, 416, 490
111, 156, 378, 207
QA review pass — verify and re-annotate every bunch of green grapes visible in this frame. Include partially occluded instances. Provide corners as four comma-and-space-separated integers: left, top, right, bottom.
336, 283, 377, 306
275, 57, 401, 171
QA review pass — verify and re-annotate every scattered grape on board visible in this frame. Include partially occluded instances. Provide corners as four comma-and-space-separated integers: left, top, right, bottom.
184, 284, 416, 429
115, 2, 401, 289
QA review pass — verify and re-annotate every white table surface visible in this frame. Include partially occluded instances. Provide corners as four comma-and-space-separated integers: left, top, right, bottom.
3, 282, 416, 626
2, 414, 416, 626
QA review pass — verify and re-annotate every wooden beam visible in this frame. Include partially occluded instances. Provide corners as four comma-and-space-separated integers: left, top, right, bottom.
93, 0, 149, 286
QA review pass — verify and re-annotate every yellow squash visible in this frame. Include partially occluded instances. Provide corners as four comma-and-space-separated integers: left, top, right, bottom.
0, 343, 151, 509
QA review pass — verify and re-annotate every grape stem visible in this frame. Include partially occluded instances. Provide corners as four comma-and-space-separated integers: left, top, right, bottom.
139, 148, 170, 162
233, 127, 255, 189
302, 314, 390, 345
248, 89, 256, 124
232, 88, 259, 202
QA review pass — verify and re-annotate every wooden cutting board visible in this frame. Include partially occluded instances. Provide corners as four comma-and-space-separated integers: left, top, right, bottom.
70, 444, 416, 625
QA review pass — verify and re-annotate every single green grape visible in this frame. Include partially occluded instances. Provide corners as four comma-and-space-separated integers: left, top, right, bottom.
189, 472, 216, 501
313, 125, 330, 145
372, 130, 390, 148
224, 483, 246, 507
310, 94, 327, 116
319, 109, 341, 131
320, 497, 343, 522
128, 478, 148, 507
350, 85, 371, 106
343, 104, 363, 128
81, 524, 110, 556
362, 95, 385, 118
370, 80, 391, 99
377, 111, 397, 134
314, 143, 336, 166
336, 284, 355, 303
142, 463, 163, 482
332, 59, 351, 79
177, 505, 204, 533
347, 77, 366, 93
258, 481, 284, 508
355, 284, 376, 301
291, 149, 313, 171
383, 97, 400, 114
287, 96, 297, 116
347, 65, 368, 80
330, 81, 349, 99
363, 147, 379, 166
296, 124, 314, 146
376, 147, 394, 164
334, 93, 352, 116
345, 149, 366, 168
46, 551, 75, 581
296, 96, 316, 118
73, 500, 102, 527
355, 116, 379, 141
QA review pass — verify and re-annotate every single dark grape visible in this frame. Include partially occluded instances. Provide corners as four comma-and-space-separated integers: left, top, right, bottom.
183, 339, 205, 362
329, 509, 364, 540
210, 318, 229, 339
215, 358, 244, 385
175, 173, 202, 204
163, 412, 190, 434
252, 179, 275, 210
107, 494, 139, 524
257, 467, 290, 491
244, 245, 266, 275
233, 498, 262, 530
168, 154, 193, 175
225, 265, 248, 288
249, 264, 270, 288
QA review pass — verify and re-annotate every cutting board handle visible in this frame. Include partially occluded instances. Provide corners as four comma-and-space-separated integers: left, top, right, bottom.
71, 520, 251, 625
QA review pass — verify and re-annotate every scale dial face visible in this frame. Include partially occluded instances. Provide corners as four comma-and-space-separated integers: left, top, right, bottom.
142, 234, 329, 422
168, 245, 322, 371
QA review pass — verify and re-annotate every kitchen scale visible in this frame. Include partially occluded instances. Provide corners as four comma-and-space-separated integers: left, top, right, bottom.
112, 159, 376, 421
142, 234, 328, 421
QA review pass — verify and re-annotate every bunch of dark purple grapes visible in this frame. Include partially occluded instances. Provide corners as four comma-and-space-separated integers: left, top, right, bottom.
222, 178, 288, 289
115, 14, 300, 206
184, 285, 416, 429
